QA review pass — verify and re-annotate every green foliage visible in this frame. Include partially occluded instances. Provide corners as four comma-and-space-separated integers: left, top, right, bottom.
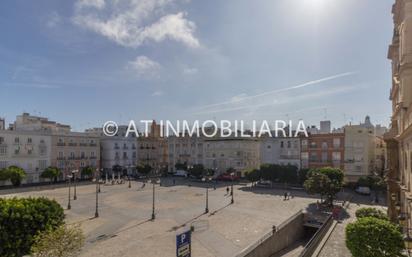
0, 168, 9, 181
355, 207, 388, 220
5, 166, 26, 186
41, 167, 60, 182
137, 164, 152, 175
0, 197, 65, 257
304, 167, 344, 204
31, 225, 84, 257
357, 176, 385, 191
80, 166, 93, 178
226, 167, 236, 174
188, 164, 205, 178
175, 162, 187, 171
298, 169, 309, 185
346, 217, 404, 257
204, 169, 215, 177
258, 164, 299, 184
245, 169, 261, 183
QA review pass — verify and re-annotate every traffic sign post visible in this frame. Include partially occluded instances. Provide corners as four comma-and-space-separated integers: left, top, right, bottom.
176, 230, 191, 257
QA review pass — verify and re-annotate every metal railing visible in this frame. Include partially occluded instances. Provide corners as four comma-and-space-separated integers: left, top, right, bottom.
298, 214, 333, 257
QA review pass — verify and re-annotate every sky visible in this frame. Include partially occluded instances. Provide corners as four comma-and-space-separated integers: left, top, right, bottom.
0, 0, 394, 131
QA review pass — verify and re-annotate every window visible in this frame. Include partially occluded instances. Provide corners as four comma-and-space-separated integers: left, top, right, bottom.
287, 141, 291, 148
0, 146, 6, 156
332, 152, 341, 161
280, 141, 284, 148
14, 137, 19, 144
38, 160, 47, 170
0, 161, 7, 169
321, 152, 328, 162
322, 142, 328, 150
333, 138, 340, 148
27, 138, 32, 144
0, 137, 4, 144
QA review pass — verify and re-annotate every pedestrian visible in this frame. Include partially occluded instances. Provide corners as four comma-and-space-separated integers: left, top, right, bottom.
226, 187, 229, 195
142, 183, 145, 189
284, 192, 287, 200
173, 179, 176, 185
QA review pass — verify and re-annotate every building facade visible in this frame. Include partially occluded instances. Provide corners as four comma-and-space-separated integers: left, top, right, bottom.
260, 136, 301, 169
167, 134, 204, 173
301, 133, 345, 171
204, 137, 260, 177
0, 129, 52, 184
386, 0, 412, 225
344, 125, 376, 183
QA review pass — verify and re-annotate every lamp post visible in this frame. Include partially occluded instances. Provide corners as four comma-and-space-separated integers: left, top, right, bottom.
205, 186, 209, 214
72, 170, 78, 200
67, 174, 73, 210
151, 180, 156, 220
95, 169, 99, 218
231, 183, 234, 204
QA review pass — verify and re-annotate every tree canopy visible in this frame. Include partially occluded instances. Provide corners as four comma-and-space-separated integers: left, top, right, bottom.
304, 167, 344, 205
41, 167, 60, 182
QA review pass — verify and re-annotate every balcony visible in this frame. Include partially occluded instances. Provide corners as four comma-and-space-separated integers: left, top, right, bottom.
57, 157, 66, 160
114, 146, 120, 150
90, 156, 97, 160
57, 143, 65, 146
123, 146, 129, 150
79, 143, 88, 147
89, 143, 97, 147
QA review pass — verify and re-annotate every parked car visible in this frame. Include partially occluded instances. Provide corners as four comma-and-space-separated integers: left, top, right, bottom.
174, 170, 188, 177
216, 173, 240, 181
355, 186, 371, 195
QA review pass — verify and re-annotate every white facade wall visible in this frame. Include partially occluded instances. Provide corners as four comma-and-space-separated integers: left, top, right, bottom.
0, 130, 52, 184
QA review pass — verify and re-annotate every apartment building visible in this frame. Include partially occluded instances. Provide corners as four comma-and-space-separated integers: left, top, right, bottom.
344, 125, 375, 183
204, 137, 260, 177
167, 134, 204, 173
386, 0, 412, 224
301, 133, 345, 171
0, 129, 51, 184
51, 132, 100, 179
137, 121, 168, 172
86, 126, 137, 176
260, 136, 301, 169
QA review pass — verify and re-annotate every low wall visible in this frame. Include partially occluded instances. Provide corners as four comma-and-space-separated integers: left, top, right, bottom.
298, 215, 333, 257
236, 210, 304, 257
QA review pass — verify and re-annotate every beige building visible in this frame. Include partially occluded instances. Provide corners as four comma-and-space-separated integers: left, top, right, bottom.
204, 137, 260, 177
167, 134, 204, 173
51, 132, 100, 179
344, 125, 375, 183
386, 0, 412, 225
137, 121, 168, 172
0, 129, 52, 184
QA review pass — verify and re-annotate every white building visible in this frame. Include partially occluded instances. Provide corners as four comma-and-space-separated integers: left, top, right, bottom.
87, 126, 138, 176
0, 129, 52, 184
204, 137, 260, 177
167, 134, 204, 173
260, 136, 301, 169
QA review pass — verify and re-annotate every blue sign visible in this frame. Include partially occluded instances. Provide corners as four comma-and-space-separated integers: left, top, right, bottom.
176, 230, 191, 257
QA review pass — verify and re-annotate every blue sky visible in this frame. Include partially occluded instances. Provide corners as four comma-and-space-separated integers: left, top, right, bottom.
0, 0, 394, 131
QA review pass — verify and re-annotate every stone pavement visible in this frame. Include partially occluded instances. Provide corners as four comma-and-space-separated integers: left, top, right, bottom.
5, 178, 316, 257
317, 194, 387, 257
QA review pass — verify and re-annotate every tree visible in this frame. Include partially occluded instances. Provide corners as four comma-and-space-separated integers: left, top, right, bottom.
226, 167, 236, 174
41, 167, 60, 183
80, 166, 93, 179
304, 167, 344, 205
204, 169, 215, 177
298, 169, 310, 185
0, 168, 9, 181
245, 169, 260, 186
355, 207, 388, 220
31, 225, 85, 257
346, 217, 404, 257
0, 197, 65, 256
5, 166, 26, 186
137, 164, 152, 175
188, 164, 205, 178
175, 162, 188, 171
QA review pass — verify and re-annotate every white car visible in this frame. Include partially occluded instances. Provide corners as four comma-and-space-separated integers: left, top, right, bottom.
355, 186, 371, 195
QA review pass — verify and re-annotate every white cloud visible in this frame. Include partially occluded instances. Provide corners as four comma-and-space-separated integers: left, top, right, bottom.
183, 67, 198, 75
72, 0, 200, 48
46, 12, 61, 28
75, 0, 105, 10
127, 55, 161, 77
152, 90, 164, 96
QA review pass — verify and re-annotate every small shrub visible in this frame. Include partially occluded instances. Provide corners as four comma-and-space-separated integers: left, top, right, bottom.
31, 224, 84, 257
355, 207, 388, 220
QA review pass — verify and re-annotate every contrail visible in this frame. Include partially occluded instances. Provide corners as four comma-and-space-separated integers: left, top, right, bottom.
194, 71, 356, 110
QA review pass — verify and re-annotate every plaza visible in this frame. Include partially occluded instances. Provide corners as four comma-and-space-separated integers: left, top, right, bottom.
4, 178, 316, 257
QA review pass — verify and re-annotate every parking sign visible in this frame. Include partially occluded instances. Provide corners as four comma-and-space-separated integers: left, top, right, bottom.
176, 230, 191, 257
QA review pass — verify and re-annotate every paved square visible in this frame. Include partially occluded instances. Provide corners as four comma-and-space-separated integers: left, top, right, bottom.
5, 179, 315, 257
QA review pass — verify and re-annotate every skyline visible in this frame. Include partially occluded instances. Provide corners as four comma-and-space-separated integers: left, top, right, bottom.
0, 0, 394, 131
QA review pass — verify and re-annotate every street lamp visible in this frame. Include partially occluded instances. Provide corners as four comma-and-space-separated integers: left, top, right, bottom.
151, 180, 156, 220
231, 183, 234, 204
205, 186, 209, 214
95, 169, 100, 218
72, 170, 78, 200
67, 174, 73, 210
